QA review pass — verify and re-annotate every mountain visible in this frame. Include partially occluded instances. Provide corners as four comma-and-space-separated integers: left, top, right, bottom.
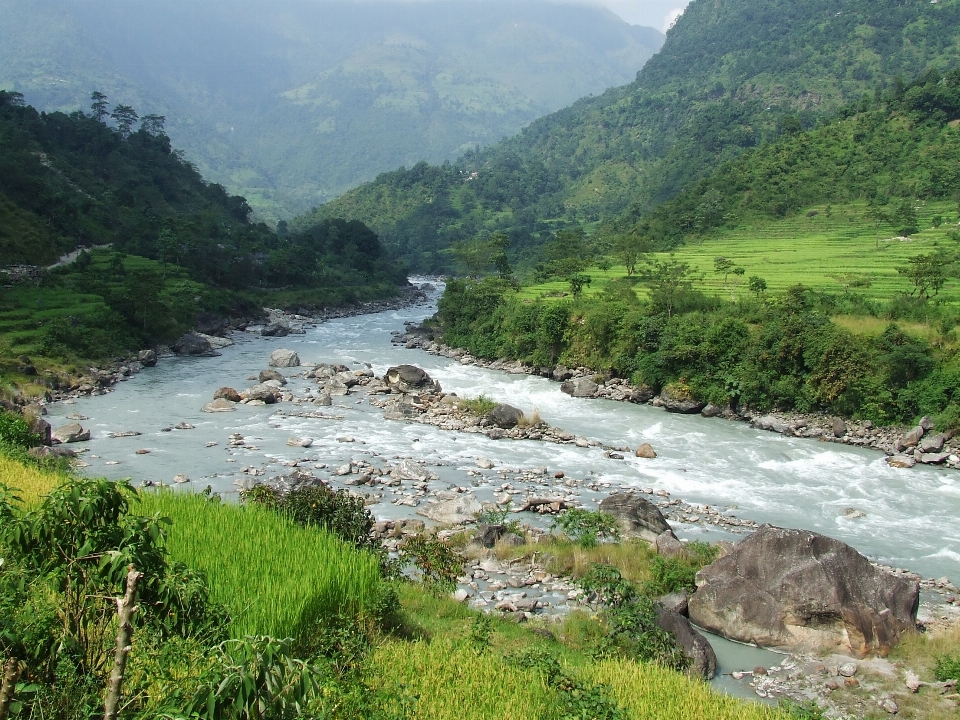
0, 0, 663, 222
303, 0, 960, 271
0, 91, 402, 362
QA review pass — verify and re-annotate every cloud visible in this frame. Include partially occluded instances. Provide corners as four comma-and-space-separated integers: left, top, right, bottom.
591, 0, 690, 31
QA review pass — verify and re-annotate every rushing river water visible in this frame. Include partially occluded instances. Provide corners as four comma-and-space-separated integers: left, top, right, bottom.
45, 281, 960, 697
49, 283, 960, 583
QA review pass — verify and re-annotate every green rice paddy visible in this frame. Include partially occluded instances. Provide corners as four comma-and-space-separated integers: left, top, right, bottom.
140, 491, 384, 640
522, 201, 960, 306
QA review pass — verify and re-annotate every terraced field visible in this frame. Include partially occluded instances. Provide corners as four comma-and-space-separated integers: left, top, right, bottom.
522, 201, 960, 306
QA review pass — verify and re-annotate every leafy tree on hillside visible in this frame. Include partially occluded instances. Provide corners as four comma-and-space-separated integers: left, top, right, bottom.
90, 90, 108, 122
110, 104, 139, 138
899, 252, 951, 300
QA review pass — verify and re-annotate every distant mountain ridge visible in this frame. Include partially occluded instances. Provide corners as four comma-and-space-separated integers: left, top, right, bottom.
0, 0, 663, 222
304, 0, 960, 271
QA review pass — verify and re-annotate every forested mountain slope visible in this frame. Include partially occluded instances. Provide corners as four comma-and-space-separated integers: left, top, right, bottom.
0, 91, 403, 363
305, 0, 960, 271
633, 68, 960, 249
0, 0, 663, 222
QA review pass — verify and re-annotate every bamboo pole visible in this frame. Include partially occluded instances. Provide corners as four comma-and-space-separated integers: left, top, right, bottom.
103, 565, 143, 720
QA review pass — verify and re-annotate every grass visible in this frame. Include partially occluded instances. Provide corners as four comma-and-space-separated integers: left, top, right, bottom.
459, 394, 498, 416
489, 536, 659, 584
370, 638, 554, 719
139, 491, 384, 640
582, 659, 785, 720
0, 450, 65, 507
373, 585, 789, 720
521, 201, 960, 307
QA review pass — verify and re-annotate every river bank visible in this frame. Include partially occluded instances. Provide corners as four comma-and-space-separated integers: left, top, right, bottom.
393, 325, 960, 474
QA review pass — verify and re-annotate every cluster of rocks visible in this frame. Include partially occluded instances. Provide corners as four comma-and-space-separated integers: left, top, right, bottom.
395, 329, 960, 472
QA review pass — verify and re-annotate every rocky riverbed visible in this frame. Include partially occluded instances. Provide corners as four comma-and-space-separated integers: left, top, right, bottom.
394, 327, 960, 473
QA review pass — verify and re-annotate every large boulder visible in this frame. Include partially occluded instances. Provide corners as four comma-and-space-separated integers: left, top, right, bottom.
897, 425, 925, 451
688, 525, 919, 657
245, 384, 279, 403
658, 386, 706, 414
657, 609, 717, 680
202, 398, 236, 413
259, 369, 288, 385
53, 423, 90, 443
269, 349, 300, 368
171, 333, 219, 357
392, 459, 438, 482
384, 365, 440, 394
417, 494, 482, 525
261, 322, 290, 337
485, 403, 524, 429
598, 492, 671, 543
137, 349, 157, 367
560, 377, 599, 398
752, 415, 791, 434
24, 410, 51, 446
213, 387, 242, 402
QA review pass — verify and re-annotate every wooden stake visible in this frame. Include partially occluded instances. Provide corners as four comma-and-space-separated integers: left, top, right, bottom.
103, 565, 143, 720
0, 657, 20, 720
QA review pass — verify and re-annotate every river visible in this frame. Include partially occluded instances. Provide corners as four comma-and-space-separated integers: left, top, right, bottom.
44, 280, 960, 696
47, 282, 959, 583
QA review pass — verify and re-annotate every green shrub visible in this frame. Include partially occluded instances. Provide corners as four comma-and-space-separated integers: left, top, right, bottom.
460, 394, 498, 416
399, 533, 464, 595
551, 509, 620, 548
579, 564, 686, 670
0, 410, 39, 449
934, 652, 960, 681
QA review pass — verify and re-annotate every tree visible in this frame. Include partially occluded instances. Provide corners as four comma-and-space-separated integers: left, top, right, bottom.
898, 252, 948, 300
568, 273, 591, 298
90, 91, 109, 122
110, 104, 139, 139
640, 256, 699, 318
714, 256, 735, 283
615, 232, 646, 276
893, 199, 920, 236
748, 275, 767, 298
139, 114, 166, 136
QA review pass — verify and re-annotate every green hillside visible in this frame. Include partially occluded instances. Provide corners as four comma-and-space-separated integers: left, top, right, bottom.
305, 0, 960, 271
0, 0, 663, 222
0, 91, 403, 379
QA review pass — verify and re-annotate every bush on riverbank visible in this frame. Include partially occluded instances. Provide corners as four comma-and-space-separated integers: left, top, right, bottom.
434, 276, 960, 429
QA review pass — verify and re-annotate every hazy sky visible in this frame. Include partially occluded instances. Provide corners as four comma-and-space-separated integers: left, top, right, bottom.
596, 0, 690, 31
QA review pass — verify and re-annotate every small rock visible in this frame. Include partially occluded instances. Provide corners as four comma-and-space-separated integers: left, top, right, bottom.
838, 662, 858, 677
476, 458, 494, 469
173, 474, 190, 484
880, 698, 898, 714
135, 449, 150, 455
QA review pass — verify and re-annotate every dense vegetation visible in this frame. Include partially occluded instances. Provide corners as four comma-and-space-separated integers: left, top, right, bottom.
306, 0, 960, 271
0, 0, 663, 222
432, 271, 960, 429
0, 90, 405, 376
0, 428, 801, 720
624, 68, 960, 248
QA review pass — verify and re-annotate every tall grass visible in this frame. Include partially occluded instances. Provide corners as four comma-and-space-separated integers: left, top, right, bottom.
0, 451, 65, 507
369, 639, 554, 719
582, 659, 787, 720
139, 491, 383, 640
